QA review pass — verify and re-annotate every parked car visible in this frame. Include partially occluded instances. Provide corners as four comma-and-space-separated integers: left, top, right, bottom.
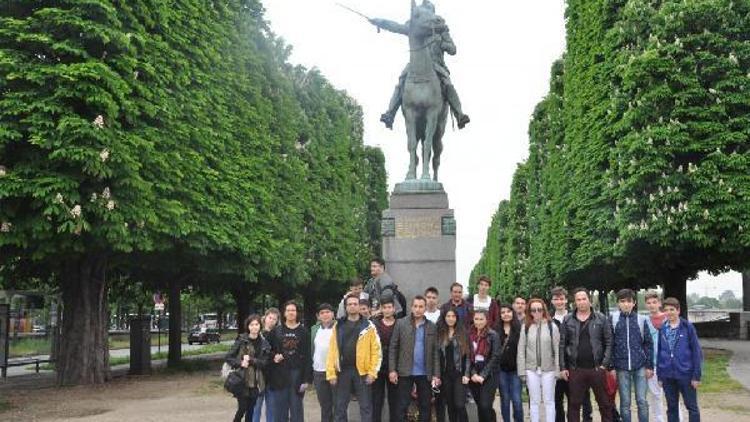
188, 327, 221, 345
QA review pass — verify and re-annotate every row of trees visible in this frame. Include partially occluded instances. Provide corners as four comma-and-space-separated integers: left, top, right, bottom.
471, 0, 750, 308
0, 0, 387, 385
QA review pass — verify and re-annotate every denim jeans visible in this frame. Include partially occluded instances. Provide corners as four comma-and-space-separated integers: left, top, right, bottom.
498, 370, 523, 422
273, 368, 305, 422
254, 389, 276, 422
662, 378, 700, 422
617, 368, 649, 422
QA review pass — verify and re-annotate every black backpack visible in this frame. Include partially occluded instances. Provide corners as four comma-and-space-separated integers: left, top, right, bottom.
382, 284, 407, 319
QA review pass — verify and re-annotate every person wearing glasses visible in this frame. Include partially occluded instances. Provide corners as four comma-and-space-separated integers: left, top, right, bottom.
468, 310, 501, 422
518, 298, 560, 422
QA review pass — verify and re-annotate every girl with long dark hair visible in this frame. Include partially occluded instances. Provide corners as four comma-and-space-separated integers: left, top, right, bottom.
497, 303, 524, 422
226, 314, 271, 422
468, 310, 501, 422
436, 308, 470, 422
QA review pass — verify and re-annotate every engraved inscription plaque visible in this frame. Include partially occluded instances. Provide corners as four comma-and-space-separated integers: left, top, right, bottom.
395, 216, 442, 238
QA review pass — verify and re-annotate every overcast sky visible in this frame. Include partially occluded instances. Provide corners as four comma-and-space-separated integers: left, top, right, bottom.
263, 0, 743, 298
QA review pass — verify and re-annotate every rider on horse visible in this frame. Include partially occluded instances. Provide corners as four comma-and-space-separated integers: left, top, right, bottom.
370, 1, 471, 130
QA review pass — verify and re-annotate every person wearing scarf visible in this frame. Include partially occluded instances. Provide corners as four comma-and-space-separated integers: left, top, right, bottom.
468, 310, 501, 422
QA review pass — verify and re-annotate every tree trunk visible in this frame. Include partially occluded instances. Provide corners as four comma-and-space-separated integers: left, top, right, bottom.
57, 254, 110, 385
168, 279, 182, 367
663, 277, 688, 319
598, 290, 609, 315
234, 287, 250, 335
743, 270, 750, 312
302, 289, 316, 328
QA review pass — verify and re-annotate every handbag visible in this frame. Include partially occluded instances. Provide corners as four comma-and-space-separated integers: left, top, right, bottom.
224, 369, 246, 397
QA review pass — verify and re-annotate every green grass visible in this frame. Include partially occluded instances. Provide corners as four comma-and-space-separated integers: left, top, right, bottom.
27, 343, 230, 371
109, 330, 236, 350
8, 330, 234, 357
0, 397, 11, 412
701, 348, 745, 394
8, 337, 51, 358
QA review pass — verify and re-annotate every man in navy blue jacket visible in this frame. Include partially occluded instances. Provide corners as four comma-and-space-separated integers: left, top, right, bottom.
611, 289, 653, 422
657, 297, 702, 422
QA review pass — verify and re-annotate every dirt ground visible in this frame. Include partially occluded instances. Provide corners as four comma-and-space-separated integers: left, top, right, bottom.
2, 369, 749, 421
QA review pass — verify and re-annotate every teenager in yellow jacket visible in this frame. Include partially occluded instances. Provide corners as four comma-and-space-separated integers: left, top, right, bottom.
326, 294, 383, 421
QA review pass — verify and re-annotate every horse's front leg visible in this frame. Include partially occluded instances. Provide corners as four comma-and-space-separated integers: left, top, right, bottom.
404, 108, 418, 180
421, 111, 439, 180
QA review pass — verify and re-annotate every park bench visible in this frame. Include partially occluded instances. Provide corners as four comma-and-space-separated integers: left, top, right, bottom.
1, 357, 53, 378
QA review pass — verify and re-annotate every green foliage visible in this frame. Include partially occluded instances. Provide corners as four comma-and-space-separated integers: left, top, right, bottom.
0, 0, 387, 383
0, 0, 385, 296
472, 0, 750, 298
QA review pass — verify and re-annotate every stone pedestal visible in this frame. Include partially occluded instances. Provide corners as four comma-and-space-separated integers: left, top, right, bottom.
381, 181, 456, 302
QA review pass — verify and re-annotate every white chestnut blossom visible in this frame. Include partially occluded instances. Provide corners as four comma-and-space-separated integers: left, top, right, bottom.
106, 200, 116, 211
93, 115, 105, 129
1, 222, 11, 232
102, 187, 111, 199
70, 205, 82, 218
0, 166, 6, 177
55, 193, 64, 204
99, 148, 110, 162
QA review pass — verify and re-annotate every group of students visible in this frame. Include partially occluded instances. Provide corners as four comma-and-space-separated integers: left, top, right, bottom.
225, 259, 703, 422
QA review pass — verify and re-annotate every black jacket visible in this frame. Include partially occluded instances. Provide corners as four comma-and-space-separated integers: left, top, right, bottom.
225, 334, 271, 391
469, 328, 501, 379
497, 321, 521, 372
438, 332, 471, 378
559, 310, 613, 370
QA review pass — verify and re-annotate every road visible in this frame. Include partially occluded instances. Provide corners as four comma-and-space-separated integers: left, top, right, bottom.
3, 340, 232, 378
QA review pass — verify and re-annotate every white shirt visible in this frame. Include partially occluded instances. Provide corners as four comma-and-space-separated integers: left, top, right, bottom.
473, 294, 492, 312
312, 325, 334, 372
425, 309, 441, 323
553, 311, 567, 324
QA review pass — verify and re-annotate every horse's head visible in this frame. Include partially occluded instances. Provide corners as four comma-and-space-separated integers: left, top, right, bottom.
409, 3, 445, 39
